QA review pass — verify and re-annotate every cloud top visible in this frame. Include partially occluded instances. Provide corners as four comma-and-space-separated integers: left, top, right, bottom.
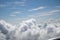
0, 18, 60, 40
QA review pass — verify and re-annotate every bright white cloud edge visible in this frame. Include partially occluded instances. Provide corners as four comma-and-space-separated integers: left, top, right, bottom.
0, 18, 60, 40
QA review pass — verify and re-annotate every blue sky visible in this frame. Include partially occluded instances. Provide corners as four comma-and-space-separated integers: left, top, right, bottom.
0, 0, 60, 24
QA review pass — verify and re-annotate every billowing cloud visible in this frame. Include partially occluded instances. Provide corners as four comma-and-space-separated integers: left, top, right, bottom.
0, 20, 16, 40
0, 18, 60, 40
0, 32, 6, 40
9, 18, 60, 40
0, 20, 15, 34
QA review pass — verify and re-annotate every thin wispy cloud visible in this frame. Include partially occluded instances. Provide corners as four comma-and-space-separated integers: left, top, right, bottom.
10, 15, 16, 16
42, 10, 60, 16
8, 1, 25, 6
12, 2, 24, 4
39, 10, 60, 16
10, 12, 21, 17
0, 4, 6, 7
28, 6, 46, 11
48, 10, 60, 14
13, 12, 21, 14
0, 1, 25, 8
28, 9, 60, 18
56, 6, 60, 8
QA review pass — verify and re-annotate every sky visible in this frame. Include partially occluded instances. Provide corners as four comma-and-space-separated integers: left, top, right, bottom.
0, 0, 60, 40
0, 0, 60, 24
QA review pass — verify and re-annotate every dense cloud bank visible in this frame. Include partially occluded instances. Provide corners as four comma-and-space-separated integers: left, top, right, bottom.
0, 19, 60, 40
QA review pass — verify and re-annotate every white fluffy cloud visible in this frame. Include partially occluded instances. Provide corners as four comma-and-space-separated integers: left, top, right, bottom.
0, 20, 15, 34
0, 18, 60, 40
0, 20, 15, 40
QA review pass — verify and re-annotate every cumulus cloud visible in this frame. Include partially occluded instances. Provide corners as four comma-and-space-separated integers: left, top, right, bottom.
0, 18, 60, 40
0, 32, 6, 40
0, 20, 15, 34
9, 18, 60, 40
0, 20, 16, 40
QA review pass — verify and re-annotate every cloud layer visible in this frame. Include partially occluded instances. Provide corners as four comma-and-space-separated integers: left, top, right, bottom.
0, 18, 60, 40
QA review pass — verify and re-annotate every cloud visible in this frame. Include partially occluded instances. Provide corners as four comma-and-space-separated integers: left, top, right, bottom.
45, 10, 60, 16
0, 20, 16, 40
0, 4, 6, 7
56, 6, 60, 8
28, 10, 59, 18
0, 18, 60, 40
9, 2, 25, 6
28, 6, 46, 11
0, 20, 15, 33
0, 1, 25, 8
10, 15, 16, 16
12, 2, 24, 4
13, 12, 21, 14
39, 13, 51, 16
28, 6, 60, 18
36, 9, 60, 17
8, 18, 60, 40
48, 10, 60, 14
0, 32, 6, 40
10, 12, 21, 16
